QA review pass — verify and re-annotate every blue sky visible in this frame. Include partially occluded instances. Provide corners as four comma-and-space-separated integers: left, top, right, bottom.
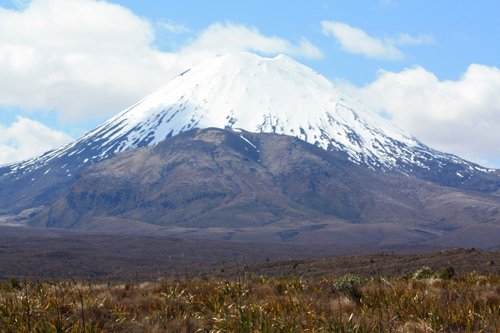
1, 0, 499, 167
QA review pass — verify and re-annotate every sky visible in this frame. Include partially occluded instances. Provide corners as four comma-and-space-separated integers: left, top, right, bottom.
0, 0, 499, 167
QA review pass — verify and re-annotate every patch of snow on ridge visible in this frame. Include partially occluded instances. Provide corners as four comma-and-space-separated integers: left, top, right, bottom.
239, 135, 257, 149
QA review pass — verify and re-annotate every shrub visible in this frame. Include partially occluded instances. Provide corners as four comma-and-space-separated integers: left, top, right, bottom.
334, 273, 363, 303
9, 276, 21, 290
439, 265, 455, 280
412, 266, 436, 280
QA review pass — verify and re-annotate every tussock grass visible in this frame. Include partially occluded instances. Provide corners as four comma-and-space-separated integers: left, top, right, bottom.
1, 270, 499, 332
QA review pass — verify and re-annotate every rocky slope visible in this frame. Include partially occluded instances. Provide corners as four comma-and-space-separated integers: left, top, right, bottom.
29, 128, 500, 246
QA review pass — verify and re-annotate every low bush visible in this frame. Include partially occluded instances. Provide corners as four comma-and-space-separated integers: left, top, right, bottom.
334, 273, 363, 303
413, 266, 436, 279
439, 265, 455, 280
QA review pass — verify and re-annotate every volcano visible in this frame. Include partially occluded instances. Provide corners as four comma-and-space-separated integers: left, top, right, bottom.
1, 53, 499, 244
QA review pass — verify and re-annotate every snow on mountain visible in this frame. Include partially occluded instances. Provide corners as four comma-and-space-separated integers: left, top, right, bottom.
1, 52, 498, 210
86, 52, 424, 169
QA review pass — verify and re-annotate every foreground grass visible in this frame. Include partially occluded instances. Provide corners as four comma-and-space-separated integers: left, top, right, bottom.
1, 270, 500, 332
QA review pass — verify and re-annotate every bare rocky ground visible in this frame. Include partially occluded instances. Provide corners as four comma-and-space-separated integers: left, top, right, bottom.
1, 226, 498, 285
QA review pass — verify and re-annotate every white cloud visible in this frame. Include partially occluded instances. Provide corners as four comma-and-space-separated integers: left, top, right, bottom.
0, 0, 169, 123
0, 0, 322, 125
321, 21, 435, 60
321, 20, 404, 60
183, 21, 323, 59
345, 65, 500, 167
0, 116, 73, 164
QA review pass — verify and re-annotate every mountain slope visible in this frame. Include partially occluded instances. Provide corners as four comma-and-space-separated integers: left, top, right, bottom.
29, 128, 500, 246
1, 52, 499, 217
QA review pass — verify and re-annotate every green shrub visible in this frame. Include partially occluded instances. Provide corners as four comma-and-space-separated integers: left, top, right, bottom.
9, 276, 21, 290
439, 265, 455, 280
335, 273, 363, 303
412, 266, 436, 280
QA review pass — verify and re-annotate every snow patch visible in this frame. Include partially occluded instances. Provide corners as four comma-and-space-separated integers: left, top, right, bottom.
239, 134, 257, 149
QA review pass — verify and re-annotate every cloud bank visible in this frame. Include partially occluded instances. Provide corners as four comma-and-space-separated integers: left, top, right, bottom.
0, 117, 73, 165
184, 22, 323, 59
0, 0, 322, 164
0, 0, 322, 124
345, 65, 500, 167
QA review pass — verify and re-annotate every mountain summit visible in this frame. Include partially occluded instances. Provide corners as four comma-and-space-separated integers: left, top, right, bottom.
88, 52, 421, 169
72, 52, 495, 180
1, 53, 499, 216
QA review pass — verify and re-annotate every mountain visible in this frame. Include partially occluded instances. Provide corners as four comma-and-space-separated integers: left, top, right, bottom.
28, 128, 500, 247
1, 52, 499, 218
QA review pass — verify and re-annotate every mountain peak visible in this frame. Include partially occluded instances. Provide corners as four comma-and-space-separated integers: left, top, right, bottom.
90, 51, 421, 166
1, 52, 499, 216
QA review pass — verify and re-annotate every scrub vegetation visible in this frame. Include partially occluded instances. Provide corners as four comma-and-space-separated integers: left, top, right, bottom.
1, 266, 500, 332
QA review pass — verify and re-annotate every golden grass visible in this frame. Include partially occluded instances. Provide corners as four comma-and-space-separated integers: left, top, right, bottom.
1, 271, 499, 332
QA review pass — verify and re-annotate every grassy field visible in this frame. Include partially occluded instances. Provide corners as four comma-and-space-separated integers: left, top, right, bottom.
1, 266, 500, 332
2, 229, 500, 331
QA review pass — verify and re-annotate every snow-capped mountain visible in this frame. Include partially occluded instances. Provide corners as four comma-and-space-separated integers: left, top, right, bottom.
1, 52, 498, 215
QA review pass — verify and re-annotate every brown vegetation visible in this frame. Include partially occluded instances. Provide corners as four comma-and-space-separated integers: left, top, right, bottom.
1, 268, 500, 332
2, 228, 500, 331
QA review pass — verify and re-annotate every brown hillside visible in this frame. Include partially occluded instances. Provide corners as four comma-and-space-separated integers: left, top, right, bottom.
29, 128, 500, 248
